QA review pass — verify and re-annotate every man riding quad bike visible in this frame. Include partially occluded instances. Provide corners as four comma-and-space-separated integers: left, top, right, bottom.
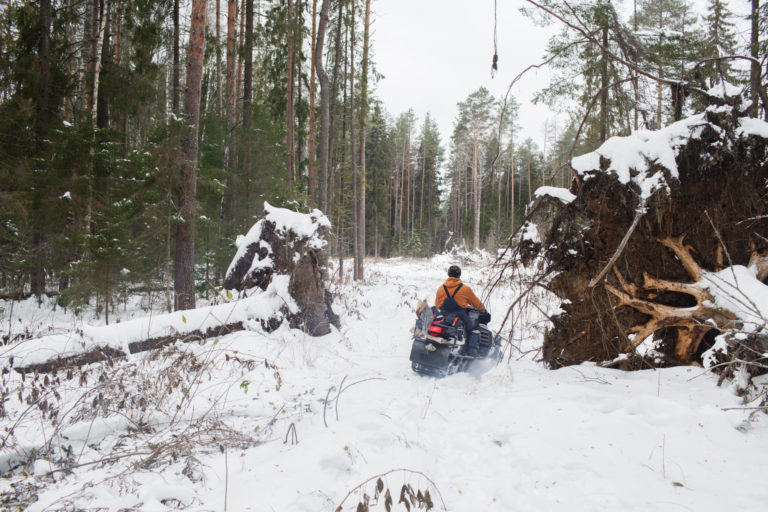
409, 265, 502, 377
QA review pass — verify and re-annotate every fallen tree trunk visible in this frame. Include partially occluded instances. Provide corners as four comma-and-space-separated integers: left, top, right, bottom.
5, 204, 340, 374
14, 322, 244, 374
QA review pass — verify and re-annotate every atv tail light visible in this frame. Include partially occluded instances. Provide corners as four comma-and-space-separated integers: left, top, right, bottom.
428, 325, 445, 336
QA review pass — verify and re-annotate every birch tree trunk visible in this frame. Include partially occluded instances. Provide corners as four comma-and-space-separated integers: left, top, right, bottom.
85, 0, 99, 119
91, 0, 108, 122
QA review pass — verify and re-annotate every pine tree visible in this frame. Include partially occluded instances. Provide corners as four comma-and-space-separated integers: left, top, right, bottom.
530, 0, 639, 147
701, 0, 738, 85
455, 87, 495, 250
174, 0, 207, 311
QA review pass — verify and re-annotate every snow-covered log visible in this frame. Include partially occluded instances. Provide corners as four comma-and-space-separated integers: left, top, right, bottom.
3, 275, 298, 373
4, 205, 340, 374
518, 90, 768, 381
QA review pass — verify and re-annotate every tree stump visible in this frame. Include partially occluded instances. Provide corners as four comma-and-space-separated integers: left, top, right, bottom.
225, 202, 339, 336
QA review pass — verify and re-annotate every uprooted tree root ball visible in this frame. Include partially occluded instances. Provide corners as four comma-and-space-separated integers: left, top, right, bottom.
516, 98, 768, 382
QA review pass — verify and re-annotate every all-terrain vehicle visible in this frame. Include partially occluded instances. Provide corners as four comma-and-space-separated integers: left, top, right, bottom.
409, 304, 502, 377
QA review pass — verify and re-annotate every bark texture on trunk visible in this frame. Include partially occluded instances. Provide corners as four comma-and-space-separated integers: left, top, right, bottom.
174, 0, 208, 311
215, 0, 222, 116
315, 0, 331, 214
172, 0, 180, 114
285, 0, 296, 184
750, 0, 760, 118
472, 129, 480, 250
308, 0, 318, 199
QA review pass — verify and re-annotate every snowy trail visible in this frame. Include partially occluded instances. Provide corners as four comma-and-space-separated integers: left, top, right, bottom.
4, 257, 768, 511
191, 258, 768, 512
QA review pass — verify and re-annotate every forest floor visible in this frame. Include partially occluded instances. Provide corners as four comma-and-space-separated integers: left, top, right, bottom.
1, 255, 767, 511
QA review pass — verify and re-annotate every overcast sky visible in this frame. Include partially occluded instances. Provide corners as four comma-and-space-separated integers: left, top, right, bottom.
372, 0, 561, 151
370, 0, 754, 154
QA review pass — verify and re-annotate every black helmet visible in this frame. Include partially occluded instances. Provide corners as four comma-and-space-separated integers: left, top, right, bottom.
448, 265, 461, 278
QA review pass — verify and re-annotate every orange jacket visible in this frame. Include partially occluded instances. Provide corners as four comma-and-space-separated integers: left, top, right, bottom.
435, 277, 485, 311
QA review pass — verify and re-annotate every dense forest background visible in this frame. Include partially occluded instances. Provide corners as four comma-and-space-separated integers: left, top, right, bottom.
0, 0, 766, 316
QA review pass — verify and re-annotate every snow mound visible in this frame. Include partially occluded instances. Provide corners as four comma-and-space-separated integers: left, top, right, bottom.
534, 186, 575, 204
706, 80, 742, 99
571, 113, 713, 200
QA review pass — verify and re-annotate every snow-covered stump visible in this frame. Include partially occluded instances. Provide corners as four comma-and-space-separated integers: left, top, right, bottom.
517, 87, 768, 384
224, 203, 339, 336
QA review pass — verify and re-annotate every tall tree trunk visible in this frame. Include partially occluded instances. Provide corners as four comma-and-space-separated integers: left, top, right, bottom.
90, 0, 108, 122
113, 0, 122, 65
36, 0, 51, 145
236, 0, 245, 118
216, 0, 223, 116
632, 0, 638, 130
599, 23, 608, 143
327, 0, 343, 212
406, 132, 412, 239
221, 0, 237, 235
172, 0, 180, 114
243, 0, 253, 125
509, 143, 515, 232
96, 3, 111, 129
309, 0, 318, 200
226, 0, 236, 125
398, 135, 406, 249
656, 9, 663, 129
31, 0, 53, 297
285, 0, 296, 184
472, 128, 480, 250
315, 0, 331, 214
749, 0, 761, 118
242, 0, 253, 213
419, 146, 425, 231
84, 0, 107, 249
348, 0, 359, 279
85, 0, 100, 119
175, 0, 208, 311
527, 161, 532, 207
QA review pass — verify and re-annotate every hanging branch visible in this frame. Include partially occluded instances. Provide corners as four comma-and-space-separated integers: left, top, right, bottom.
490, 36, 590, 185
522, 0, 704, 92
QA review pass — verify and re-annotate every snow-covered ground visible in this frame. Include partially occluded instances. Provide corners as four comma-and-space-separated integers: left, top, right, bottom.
1, 256, 766, 511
